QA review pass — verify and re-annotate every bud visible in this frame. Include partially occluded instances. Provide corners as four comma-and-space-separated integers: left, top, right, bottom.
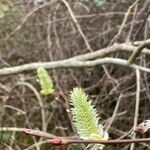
50, 138, 62, 146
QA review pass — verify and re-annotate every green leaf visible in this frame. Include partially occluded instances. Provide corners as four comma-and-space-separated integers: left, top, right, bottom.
37, 67, 54, 95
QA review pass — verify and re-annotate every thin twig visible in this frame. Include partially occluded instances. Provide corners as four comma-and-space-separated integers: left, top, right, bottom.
126, 3, 138, 42
16, 82, 47, 132
2, 105, 26, 115
1, 127, 150, 145
130, 69, 140, 150
24, 140, 50, 150
128, 39, 150, 64
117, 0, 140, 37
110, 0, 140, 44
7, 1, 57, 38
61, 0, 93, 52
106, 93, 122, 132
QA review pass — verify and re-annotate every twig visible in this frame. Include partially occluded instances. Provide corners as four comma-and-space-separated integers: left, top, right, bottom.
130, 69, 140, 150
61, 0, 93, 52
7, 1, 57, 38
133, 9, 150, 41
1, 127, 150, 145
110, 0, 140, 44
126, 3, 138, 42
24, 140, 50, 150
0, 82, 11, 93
72, 43, 150, 61
105, 93, 122, 132
0, 42, 150, 75
2, 105, 26, 115
128, 39, 150, 64
0, 127, 56, 138
117, 0, 139, 38
16, 82, 47, 132
61, 138, 150, 145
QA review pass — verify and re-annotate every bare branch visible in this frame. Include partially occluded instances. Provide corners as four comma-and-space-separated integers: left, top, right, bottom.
0, 58, 150, 76
128, 39, 150, 64
130, 69, 140, 150
7, 2, 55, 38
0, 42, 150, 76
1, 127, 150, 145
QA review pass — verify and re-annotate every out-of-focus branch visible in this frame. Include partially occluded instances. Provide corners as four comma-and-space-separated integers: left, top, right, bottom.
7, 1, 57, 38
117, 0, 140, 38
0, 127, 56, 139
61, 0, 92, 52
106, 94, 122, 132
110, 0, 140, 44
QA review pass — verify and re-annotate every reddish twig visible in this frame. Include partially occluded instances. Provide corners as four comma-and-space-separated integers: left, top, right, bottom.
56, 138, 150, 145
1, 127, 150, 146
21, 128, 150, 145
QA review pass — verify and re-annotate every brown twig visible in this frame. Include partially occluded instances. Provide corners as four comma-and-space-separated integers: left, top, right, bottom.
61, 0, 93, 52
105, 93, 122, 132
1, 127, 150, 145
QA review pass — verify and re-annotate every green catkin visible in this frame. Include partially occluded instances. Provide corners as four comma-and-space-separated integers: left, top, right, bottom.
70, 88, 108, 150
37, 67, 54, 95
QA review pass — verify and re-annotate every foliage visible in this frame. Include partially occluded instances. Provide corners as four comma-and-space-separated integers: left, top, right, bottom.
37, 67, 54, 95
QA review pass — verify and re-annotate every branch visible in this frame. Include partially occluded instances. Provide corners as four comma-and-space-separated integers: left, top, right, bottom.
61, 0, 92, 52
0, 42, 150, 76
130, 68, 140, 150
1, 127, 150, 146
106, 94, 122, 131
0, 127, 56, 139
0, 57, 150, 76
73, 43, 150, 61
16, 82, 46, 132
7, 1, 57, 38
128, 39, 150, 64
61, 138, 150, 145
110, 0, 140, 44
117, 0, 140, 38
